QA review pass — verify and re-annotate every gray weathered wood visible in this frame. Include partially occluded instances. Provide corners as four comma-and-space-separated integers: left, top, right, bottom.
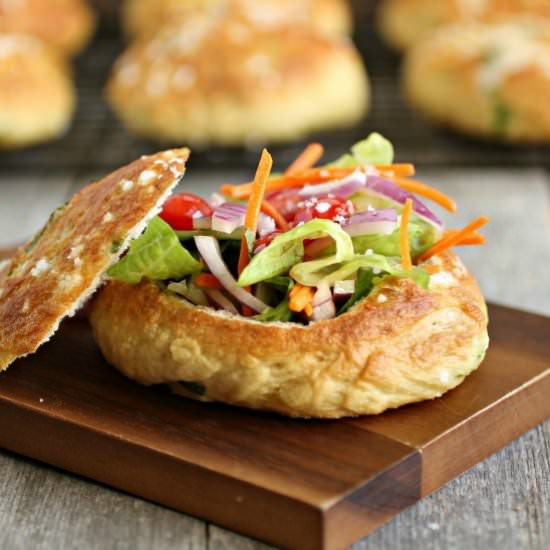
0, 168, 548, 549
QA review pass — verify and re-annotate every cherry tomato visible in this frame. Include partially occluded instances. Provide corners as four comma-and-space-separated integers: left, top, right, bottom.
159, 193, 213, 230
292, 195, 354, 226
254, 230, 282, 253
266, 188, 303, 222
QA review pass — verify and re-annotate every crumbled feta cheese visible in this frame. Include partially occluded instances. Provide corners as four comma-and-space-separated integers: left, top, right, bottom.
30, 258, 50, 277
120, 179, 134, 192
376, 293, 387, 303
365, 248, 374, 256
138, 170, 157, 185
372, 268, 382, 275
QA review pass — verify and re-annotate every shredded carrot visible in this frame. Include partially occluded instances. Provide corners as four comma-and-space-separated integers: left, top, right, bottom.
444, 229, 486, 246
304, 304, 313, 317
285, 143, 324, 176
419, 216, 489, 261
423, 264, 442, 275
222, 165, 423, 200
376, 163, 416, 177
238, 149, 274, 276
391, 176, 457, 213
289, 284, 315, 314
195, 273, 223, 290
260, 199, 289, 231
400, 198, 413, 270
221, 167, 355, 200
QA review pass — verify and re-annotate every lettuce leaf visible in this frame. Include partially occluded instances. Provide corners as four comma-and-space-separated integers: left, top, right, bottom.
290, 253, 430, 289
352, 220, 437, 257
238, 219, 354, 287
254, 276, 294, 322
108, 217, 201, 284
330, 133, 394, 168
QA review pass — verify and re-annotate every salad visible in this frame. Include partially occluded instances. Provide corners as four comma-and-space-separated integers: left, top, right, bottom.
107, 133, 488, 323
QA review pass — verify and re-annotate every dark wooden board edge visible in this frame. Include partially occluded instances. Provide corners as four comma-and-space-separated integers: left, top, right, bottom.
0, 393, 425, 550
421, 369, 550, 496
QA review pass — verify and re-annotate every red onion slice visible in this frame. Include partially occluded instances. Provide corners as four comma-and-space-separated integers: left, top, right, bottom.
194, 236, 268, 313
366, 176, 443, 228
343, 208, 398, 236
204, 288, 239, 314
211, 202, 247, 233
312, 281, 336, 321
299, 170, 367, 199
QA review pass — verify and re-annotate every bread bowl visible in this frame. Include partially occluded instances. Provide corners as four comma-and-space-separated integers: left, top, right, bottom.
121, 0, 353, 40
0, 33, 75, 149
0, 0, 96, 56
0, 134, 489, 418
377, 0, 550, 51
403, 20, 550, 142
107, 17, 368, 145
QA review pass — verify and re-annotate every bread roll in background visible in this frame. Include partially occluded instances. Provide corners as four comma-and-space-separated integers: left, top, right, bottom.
121, 0, 353, 40
107, 16, 369, 146
377, 0, 550, 51
404, 20, 550, 143
0, 0, 96, 56
0, 34, 75, 149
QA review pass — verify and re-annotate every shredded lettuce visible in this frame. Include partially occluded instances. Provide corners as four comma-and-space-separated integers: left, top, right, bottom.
290, 253, 430, 289
238, 219, 354, 287
352, 220, 437, 257
330, 133, 394, 168
339, 269, 375, 314
108, 217, 201, 284
176, 228, 242, 241
254, 276, 294, 322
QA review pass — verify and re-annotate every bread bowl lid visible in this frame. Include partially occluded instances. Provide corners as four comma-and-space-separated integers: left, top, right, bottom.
0, 148, 190, 371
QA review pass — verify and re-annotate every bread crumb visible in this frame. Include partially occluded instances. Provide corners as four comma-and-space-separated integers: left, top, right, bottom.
103, 212, 114, 223
377, 293, 387, 303
173, 66, 196, 91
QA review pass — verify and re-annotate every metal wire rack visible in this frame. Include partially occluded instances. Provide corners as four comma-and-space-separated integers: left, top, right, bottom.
1, 2, 549, 173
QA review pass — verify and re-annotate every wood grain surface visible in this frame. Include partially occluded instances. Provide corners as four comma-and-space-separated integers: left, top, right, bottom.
0, 303, 548, 550
0, 169, 549, 549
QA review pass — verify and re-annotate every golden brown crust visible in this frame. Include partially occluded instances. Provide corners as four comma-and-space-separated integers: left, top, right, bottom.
403, 21, 550, 142
121, 0, 352, 39
0, 33, 75, 149
0, 148, 190, 371
0, 0, 95, 55
107, 19, 368, 145
90, 251, 489, 418
377, 0, 550, 51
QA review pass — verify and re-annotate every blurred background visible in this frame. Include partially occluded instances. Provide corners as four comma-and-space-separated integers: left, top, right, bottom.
0, 0, 549, 313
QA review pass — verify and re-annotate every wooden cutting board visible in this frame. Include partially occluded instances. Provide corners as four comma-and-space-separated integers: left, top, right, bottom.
0, 304, 548, 550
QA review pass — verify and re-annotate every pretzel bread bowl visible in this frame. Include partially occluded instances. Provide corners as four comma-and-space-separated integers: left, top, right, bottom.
121, 0, 353, 40
107, 17, 368, 145
0, 33, 75, 149
88, 134, 489, 418
404, 20, 550, 142
377, 0, 550, 51
0, 0, 96, 56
